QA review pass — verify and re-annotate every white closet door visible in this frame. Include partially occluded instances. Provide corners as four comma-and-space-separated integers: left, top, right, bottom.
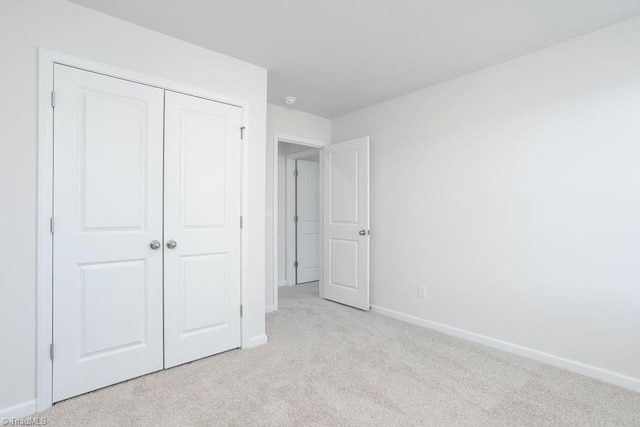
296, 160, 320, 283
323, 137, 370, 310
163, 91, 242, 368
52, 65, 165, 402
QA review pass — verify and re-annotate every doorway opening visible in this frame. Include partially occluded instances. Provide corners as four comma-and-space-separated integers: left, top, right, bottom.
278, 143, 321, 286
275, 140, 322, 304
292, 151, 321, 284
270, 134, 370, 313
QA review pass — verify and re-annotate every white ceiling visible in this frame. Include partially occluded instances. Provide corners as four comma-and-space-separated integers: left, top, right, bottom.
70, 0, 640, 118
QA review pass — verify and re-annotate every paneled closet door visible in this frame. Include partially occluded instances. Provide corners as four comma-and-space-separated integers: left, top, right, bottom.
52, 65, 165, 402
296, 159, 321, 283
163, 91, 243, 368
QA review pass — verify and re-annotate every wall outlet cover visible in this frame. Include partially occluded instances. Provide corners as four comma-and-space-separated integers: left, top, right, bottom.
418, 284, 427, 298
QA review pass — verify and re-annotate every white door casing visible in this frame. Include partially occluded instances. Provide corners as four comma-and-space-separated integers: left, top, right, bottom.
322, 137, 370, 310
163, 91, 243, 368
296, 160, 320, 283
52, 65, 165, 402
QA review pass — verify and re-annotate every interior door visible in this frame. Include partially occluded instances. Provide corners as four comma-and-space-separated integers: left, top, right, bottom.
322, 137, 370, 310
163, 91, 243, 368
296, 159, 320, 283
52, 65, 165, 402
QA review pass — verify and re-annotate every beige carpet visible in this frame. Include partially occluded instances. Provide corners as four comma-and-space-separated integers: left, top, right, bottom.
36, 282, 640, 426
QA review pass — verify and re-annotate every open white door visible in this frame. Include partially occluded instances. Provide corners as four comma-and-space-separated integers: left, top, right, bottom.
163, 91, 242, 368
322, 137, 370, 310
296, 159, 320, 283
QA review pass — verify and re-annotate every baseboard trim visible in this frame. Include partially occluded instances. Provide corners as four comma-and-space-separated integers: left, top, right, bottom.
0, 399, 37, 421
244, 334, 268, 349
371, 304, 640, 393
265, 305, 277, 314
278, 280, 287, 287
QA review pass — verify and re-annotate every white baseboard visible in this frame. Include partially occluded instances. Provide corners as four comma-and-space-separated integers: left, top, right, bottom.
244, 334, 268, 349
371, 304, 640, 393
278, 280, 287, 287
0, 399, 37, 422
265, 305, 277, 313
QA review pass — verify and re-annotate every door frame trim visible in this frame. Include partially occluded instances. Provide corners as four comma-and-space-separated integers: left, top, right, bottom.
271, 134, 325, 312
37, 48, 252, 412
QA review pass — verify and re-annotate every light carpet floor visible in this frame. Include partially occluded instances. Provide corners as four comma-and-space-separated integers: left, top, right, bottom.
36, 282, 640, 426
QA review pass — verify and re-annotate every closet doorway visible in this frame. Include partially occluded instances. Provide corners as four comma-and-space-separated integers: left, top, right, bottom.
287, 149, 321, 285
39, 56, 246, 405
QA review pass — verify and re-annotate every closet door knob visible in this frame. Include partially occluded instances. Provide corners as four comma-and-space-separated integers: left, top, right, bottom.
149, 240, 161, 250
166, 240, 177, 249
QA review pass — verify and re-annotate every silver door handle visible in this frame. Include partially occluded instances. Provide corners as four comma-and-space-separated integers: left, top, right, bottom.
149, 240, 161, 250
166, 240, 177, 249
359, 230, 366, 236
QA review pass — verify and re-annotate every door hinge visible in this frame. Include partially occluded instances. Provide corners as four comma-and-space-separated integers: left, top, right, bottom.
240, 126, 245, 140
50, 217, 55, 234
294, 261, 299, 268
240, 305, 243, 317
294, 215, 298, 223
294, 169, 298, 177
240, 216, 243, 229
50, 343, 55, 360
51, 91, 55, 109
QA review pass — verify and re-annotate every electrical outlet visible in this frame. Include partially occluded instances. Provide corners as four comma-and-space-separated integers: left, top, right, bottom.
418, 284, 427, 298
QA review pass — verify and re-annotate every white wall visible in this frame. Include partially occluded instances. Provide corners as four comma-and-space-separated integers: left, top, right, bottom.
332, 17, 640, 389
265, 104, 330, 308
0, 0, 267, 415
